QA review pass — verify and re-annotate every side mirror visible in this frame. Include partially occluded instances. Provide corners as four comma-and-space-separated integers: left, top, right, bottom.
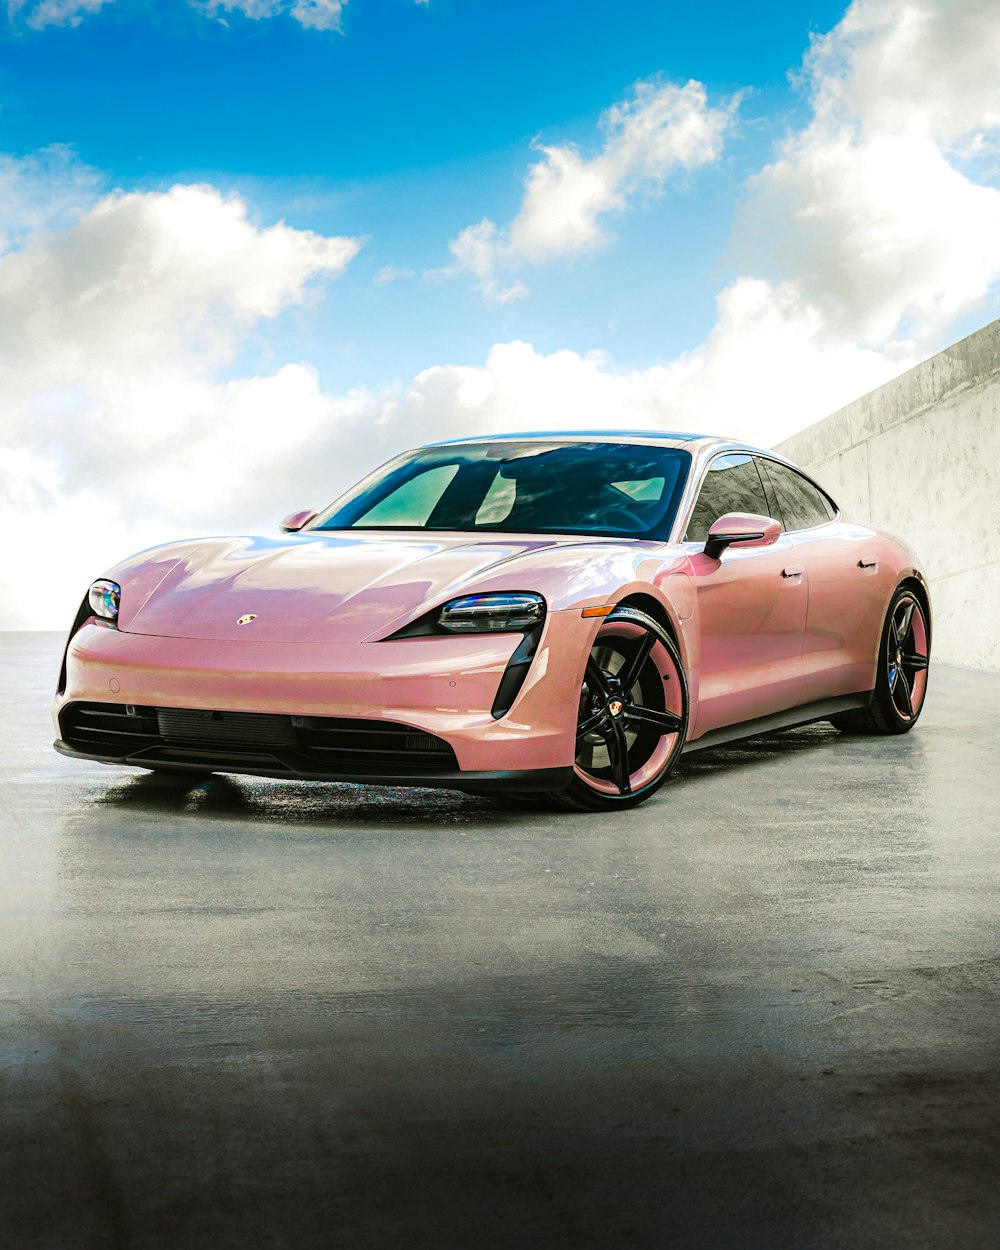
703, 512, 782, 560
280, 509, 318, 534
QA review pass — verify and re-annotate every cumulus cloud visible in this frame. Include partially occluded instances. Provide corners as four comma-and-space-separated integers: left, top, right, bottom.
0, 145, 104, 252
738, 0, 1000, 343
335, 286, 909, 470
0, 183, 359, 393
447, 78, 737, 302
0, 180, 362, 626
805, 0, 1000, 143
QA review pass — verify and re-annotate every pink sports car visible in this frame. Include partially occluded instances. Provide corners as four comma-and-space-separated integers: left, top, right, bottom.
54, 432, 931, 810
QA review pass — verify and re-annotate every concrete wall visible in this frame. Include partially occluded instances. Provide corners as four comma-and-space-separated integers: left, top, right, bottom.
777, 318, 1000, 671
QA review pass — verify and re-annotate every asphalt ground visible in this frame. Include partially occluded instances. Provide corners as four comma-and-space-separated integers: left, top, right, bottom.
3, 631, 999, 1249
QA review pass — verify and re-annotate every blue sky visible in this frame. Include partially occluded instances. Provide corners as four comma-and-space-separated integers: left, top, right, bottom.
0, 0, 845, 383
3, 0, 1000, 625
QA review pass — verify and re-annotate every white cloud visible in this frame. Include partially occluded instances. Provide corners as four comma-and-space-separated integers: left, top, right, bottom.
447, 78, 737, 301
289, 0, 343, 29
0, 183, 360, 398
373, 264, 417, 285
0, 180, 362, 626
10, 0, 110, 28
0, 145, 104, 253
447, 219, 528, 304
196, 0, 343, 30
804, 0, 1000, 143
739, 0, 1000, 344
361, 286, 910, 459
9, 0, 427, 31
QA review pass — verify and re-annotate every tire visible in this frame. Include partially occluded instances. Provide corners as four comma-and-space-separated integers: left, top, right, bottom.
545, 606, 689, 811
830, 585, 930, 735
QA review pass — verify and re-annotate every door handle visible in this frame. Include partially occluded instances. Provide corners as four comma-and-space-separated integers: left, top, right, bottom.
858, 556, 878, 569
781, 565, 804, 579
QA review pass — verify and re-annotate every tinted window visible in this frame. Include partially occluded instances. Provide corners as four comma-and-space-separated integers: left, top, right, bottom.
313, 442, 692, 539
353, 464, 459, 527
757, 459, 835, 532
685, 454, 770, 542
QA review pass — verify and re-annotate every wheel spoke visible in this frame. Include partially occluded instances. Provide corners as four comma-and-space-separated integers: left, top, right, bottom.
576, 709, 609, 739
585, 656, 612, 699
602, 719, 632, 795
895, 667, 914, 717
626, 705, 684, 734
617, 630, 656, 693
896, 601, 915, 648
903, 653, 929, 671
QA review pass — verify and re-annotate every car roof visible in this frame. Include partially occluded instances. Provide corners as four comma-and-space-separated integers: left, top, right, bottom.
433, 429, 711, 445
430, 429, 793, 465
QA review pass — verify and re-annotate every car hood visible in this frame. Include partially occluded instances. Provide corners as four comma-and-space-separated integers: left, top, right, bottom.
120, 531, 601, 643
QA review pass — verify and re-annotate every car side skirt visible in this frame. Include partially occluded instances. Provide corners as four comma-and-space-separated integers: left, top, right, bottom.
682, 692, 871, 754
52, 739, 572, 794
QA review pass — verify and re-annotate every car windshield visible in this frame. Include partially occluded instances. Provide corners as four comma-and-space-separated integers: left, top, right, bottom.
312, 441, 692, 539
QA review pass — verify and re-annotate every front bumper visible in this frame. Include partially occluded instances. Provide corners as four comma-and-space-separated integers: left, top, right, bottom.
53, 736, 571, 793
54, 609, 594, 778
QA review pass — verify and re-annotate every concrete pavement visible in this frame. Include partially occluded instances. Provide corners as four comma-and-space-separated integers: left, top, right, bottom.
3, 631, 999, 1248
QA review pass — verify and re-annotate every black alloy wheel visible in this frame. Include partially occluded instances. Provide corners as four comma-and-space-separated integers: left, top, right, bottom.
831, 585, 930, 735
549, 606, 688, 810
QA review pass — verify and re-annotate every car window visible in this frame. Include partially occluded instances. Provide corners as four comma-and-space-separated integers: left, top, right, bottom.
756, 459, 835, 532
313, 442, 692, 539
352, 464, 460, 527
612, 476, 666, 501
685, 454, 770, 543
474, 473, 516, 525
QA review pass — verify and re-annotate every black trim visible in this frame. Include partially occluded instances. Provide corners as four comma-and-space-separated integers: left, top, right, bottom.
52, 738, 570, 794
753, 455, 841, 531
59, 703, 463, 774
703, 529, 765, 560
682, 693, 872, 753
56, 596, 93, 696
490, 623, 543, 719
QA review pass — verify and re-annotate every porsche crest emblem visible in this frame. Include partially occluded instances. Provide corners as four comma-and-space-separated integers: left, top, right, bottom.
608, 699, 624, 717
236, 614, 258, 626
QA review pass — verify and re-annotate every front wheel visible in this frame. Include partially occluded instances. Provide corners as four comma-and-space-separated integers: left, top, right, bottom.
547, 606, 689, 811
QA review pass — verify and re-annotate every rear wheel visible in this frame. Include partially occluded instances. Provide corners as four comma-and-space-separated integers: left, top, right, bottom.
547, 606, 688, 811
831, 586, 930, 735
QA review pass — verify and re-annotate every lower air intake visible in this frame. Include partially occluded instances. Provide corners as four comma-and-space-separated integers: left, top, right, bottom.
157, 709, 296, 747
59, 703, 459, 775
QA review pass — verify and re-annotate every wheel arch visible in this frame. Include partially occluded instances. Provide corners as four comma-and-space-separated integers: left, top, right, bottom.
613, 591, 695, 676
897, 573, 932, 649
616, 592, 679, 647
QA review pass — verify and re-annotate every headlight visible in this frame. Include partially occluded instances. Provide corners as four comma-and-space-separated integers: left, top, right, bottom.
438, 592, 544, 633
88, 579, 121, 623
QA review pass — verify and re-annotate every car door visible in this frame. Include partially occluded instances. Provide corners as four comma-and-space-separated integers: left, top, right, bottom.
755, 456, 887, 702
683, 453, 808, 738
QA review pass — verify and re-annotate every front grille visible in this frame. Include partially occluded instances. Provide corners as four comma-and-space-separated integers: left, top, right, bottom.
60, 703, 458, 775
158, 709, 296, 747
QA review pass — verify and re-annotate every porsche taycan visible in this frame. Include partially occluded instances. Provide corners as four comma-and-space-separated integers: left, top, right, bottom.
54, 432, 931, 809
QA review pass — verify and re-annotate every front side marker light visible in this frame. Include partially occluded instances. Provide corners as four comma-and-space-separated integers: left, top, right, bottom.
438, 592, 544, 633
88, 579, 121, 623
